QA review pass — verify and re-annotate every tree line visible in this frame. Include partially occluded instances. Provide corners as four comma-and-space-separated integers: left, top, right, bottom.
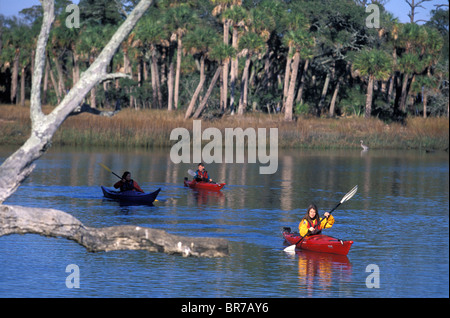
0, 0, 448, 121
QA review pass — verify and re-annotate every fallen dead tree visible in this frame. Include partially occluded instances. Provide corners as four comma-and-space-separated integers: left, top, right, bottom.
0, 205, 229, 257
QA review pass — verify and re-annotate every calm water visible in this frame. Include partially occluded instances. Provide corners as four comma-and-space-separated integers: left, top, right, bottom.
0, 146, 448, 298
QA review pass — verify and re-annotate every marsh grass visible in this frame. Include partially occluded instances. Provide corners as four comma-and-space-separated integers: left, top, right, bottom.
0, 104, 448, 150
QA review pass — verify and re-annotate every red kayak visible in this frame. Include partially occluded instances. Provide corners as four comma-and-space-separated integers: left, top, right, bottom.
282, 227, 353, 256
184, 179, 225, 191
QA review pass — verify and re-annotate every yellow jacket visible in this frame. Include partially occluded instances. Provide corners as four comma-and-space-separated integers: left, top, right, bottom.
299, 215, 335, 237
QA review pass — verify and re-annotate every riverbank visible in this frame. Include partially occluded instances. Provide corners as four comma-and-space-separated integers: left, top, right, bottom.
0, 104, 448, 150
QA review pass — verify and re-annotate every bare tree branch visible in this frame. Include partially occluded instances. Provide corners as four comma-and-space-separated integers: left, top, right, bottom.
100, 72, 132, 82
0, 0, 154, 203
30, 0, 54, 126
69, 102, 121, 117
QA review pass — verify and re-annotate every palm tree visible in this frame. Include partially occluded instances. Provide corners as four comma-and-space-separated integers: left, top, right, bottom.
183, 26, 219, 119
237, 32, 265, 115
193, 42, 235, 118
134, 12, 168, 109
234, 5, 275, 115
76, 25, 115, 107
223, 5, 247, 114
164, 3, 196, 110
282, 28, 314, 121
353, 49, 393, 118
211, 0, 242, 111
1, 17, 26, 104
18, 39, 32, 106
396, 23, 425, 112
277, 1, 314, 121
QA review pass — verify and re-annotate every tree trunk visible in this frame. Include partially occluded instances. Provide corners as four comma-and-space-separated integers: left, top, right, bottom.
10, 49, 20, 104
238, 55, 251, 115
423, 90, 428, 118
318, 71, 331, 114
284, 51, 300, 121
229, 24, 238, 113
167, 42, 175, 111
53, 55, 66, 98
399, 73, 409, 112
90, 86, 96, 108
329, 77, 341, 117
184, 55, 206, 119
150, 57, 157, 108
221, 58, 229, 111
193, 65, 222, 119
43, 61, 49, 105
20, 66, 26, 106
263, 51, 273, 90
221, 20, 230, 111
143, 59, 148, 81
48, 56, 61, 104
295, 58, 309, 105
365, 75, 374, 119
150, 46, 161, 109
0, 205, 229, 257
72, 47, 80, 86
174, 33, 182, 110
387, 74, 395, 104
283, 46, 293, 108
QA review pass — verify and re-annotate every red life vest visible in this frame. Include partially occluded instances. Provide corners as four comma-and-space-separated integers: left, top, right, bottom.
307, 218, 319, 228
196, 170, 208, 180
305, 218, 323, 234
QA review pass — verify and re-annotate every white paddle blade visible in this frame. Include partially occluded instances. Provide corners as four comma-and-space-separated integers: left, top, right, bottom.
187, 169, 196, 177
341, 185, 358, 203
283, 244, 297, 253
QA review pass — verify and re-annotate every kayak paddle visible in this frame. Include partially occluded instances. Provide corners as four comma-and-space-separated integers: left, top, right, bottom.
283, 185, 358, 253
98, 163, 122, 180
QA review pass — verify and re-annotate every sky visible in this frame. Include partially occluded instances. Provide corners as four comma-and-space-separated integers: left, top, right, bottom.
0, 0, 448, 24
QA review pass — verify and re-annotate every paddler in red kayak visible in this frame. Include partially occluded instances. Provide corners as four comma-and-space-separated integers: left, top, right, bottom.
299, 203, 334, 237
194, 163, 213, 182
114, 171, 144, 193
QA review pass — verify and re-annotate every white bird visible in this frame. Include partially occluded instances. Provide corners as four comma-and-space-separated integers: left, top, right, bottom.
360, 140, 369, 151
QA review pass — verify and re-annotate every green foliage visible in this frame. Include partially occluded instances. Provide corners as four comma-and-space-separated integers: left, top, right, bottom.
78, 0, 124, 26
184, 26, 219, 55
353, 49, 393, 81
239, 32, 265, 53
295, 102, 311, 116
209, 43, 235, 62
340, 85, 366, 117
0, 0, 447, 120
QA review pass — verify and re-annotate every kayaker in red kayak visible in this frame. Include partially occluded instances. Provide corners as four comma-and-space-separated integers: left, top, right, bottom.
299, 203, 334, 237
114, 171, 144, 193
194, 163, 212, 182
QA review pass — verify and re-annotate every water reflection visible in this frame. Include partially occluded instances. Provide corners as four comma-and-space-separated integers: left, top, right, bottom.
186, 188, 225, 207
0, 146, 448, 297
295, 250, 352, 296
3, 146, 443, 213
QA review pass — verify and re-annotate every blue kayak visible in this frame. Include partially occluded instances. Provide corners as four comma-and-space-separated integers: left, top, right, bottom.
101, 186, 161, 205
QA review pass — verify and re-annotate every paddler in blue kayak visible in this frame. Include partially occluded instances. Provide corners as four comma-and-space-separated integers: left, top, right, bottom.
194, 163, 212, 182
114, 171, 144, 193
299, 203, 334, 237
